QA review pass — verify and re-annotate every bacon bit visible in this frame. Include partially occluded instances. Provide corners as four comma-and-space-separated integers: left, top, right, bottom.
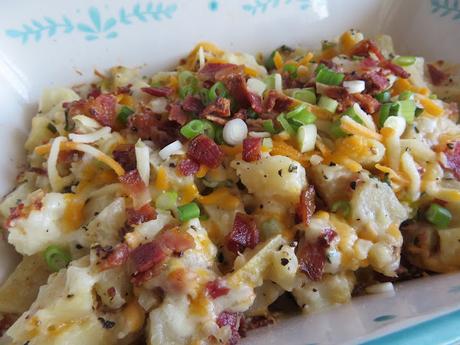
130, 228, 195, 285
116, 84, 132, 95
226, 212, 260, 254
216, 311, 241, 345
126, 203, 157, 226
198, 63, 239, 81
4, 203, 24, 228
242, 137, 262, 162
98, 243, 130, 271
246, 118, 265, 131
168, 103, 189, 125
203, 114, 229, 125
296, 185, 316, 225
427, 64, 449, 86
119, 170, 146, 194
351, 39, 385, 62
362, 71, 389, 94
360, 57, 379, 70
380, 60, 410, 79
247, 92, 264, 113
87, 85, 102, 99
202, 97, 231, 117
205, 279, 230, 299
187, 134, 224, 169
297, 228, 337, 281
141, 86, 173, 97
129, 106, 180, 147
29, 167, 47, 175
443, 141, 460, 180
112, 144, 137, 172
264, 90, 294, 113
352, 93, 381, 114
322, 85, 349, 101
66, 94, 119, 129
241, 315, 274, 332
234, 109, 248, 120
0, 314, 15, 337
222, 74, 251, 108
182, 95, 205, 114
177, 158, 200, 176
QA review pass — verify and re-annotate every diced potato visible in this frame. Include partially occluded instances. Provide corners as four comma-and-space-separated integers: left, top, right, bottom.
39, 88, 79, 115
231, 155, 307, 206
94, 266, 129, 310
308, 164, 357, 207
24, 116, 55, 152
247, 281, 283, 317
292, 272, 355, 314
367, 242, 399, 277
351, 178, 408, 238
0, 254, 50, 314
269, 244, 298, 291
84, 197, 126, 247
0, 182, 35, 221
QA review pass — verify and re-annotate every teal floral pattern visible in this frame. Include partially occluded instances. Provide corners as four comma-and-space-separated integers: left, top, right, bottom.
243, 0, 311, 15
5, 2, 177, 43
431, 0, 460, 20
373, 314, 396, 322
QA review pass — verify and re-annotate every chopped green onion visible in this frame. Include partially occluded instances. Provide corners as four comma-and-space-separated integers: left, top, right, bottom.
318, 95, 338, 113
261, 218, 283, 240
156, 191, 178, 210
265, 50, 277, 70
263, 119, 277, 134
315, 63, 327, 74
290, 111, 316, 126
177, 202, 200, 222
64, 109, 74, 132
425, 203, 452, 229
277, 113, 295, 136
208, 82, 229, 102
117, 106, 135, 124
247, 109, 258, 119
179, 84, 196, 99
343, 106, 364, 125
180, 119, 205, 139
415, 107, 424, 117
178, 71, 197, 88
214, 125, 224, 144
264, 74, 276, 90
396, 99, 416, 124
379, 103, 399, 127
393, 56, 416, 67
429, 94, 438, 100
375, 91, 391, 103
292, 88, 316, 104
199, 213, 210, 221
316, 67, 345, 86
286, 105, 307, 119
399, 91, 413, 100
198, 88, 211, 105
331, 200, 351, 217
283, 63, 298, 78
44, 245, 71, 272
330, 120, 347, 138
202, 120, 216, 139
47, 123, 58, 134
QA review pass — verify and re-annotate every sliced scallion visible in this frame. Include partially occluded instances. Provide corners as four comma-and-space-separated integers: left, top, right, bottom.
283, 63, 298, 78
263, 119, 277, 134
277, 113, 295, 136
156, 191, 178, 210
208, 82, 229, 102
318, 95, 338, 113
331, 200, 351, 217
292, 88, 316, 104
117, 106, 135, 124
393, 56, 416, 67
396, 99, 416, 124
44, 245, 71, 272
177, 202, 200, 222
330, 120, 347, 138
425, 203, 452, 229
316, 67, 344, 86
180, 119, 205, 139
375, 91, 391, 103
47, 123, 58, 134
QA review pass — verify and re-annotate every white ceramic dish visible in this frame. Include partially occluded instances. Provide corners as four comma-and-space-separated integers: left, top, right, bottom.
1, 0, 460, 343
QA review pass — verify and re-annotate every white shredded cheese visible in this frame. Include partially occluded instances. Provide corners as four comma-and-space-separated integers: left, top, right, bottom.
47, 137, 73, 192
158, 140, 184, 160
72, 115, 102, 132
68, 126, 111, 143
198, 46, 206, 69
384, 116, 406, 137
274, 73, 282, 91
309, 154, 323, 166
353, 103, 376, 131
401, 151, 421, 201
135, 139, 151, 185
249, 131, 271, 138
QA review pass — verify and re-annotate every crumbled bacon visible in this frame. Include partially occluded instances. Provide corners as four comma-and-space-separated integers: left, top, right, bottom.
296, 228, 337, 281
202, 97, 231, 117
141, 86, 173, 97
187, 134, 223, 169
168, 103, 189, 125
247, 92, 264, 113
264, 90, 294, 113
322, 85, 349, 101
362, 71, 389, 94
112, 144, 137, 172
4, 203, 24, 228
130, 228, 195, 285
177, 158, 200, 176
352, 93, 381, 113
87, 85, 102, 99
428, 63, 449, 86
222, 74, 251, 108
380, 60, 410, 79
66, 94, 119, 129
98, 243, 130, 271
350, 39, 385, 62
443, 141, 460, 180
226, 212, 260, 254
203, 114, 229, 125
182, 95, 204, 114
205, 279, 230, 299
242, 137, 262, 162
198, 63, 240, 81
129, 106, 180, 147
360, 57, 379, 70
116, 84, 132, 95
296, 185, 316, 225
241, 315, 274, 332
126, 203, 156, 226
246, 118, 266, 131
119, 170, 146, 194
216, 311, 241, 345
